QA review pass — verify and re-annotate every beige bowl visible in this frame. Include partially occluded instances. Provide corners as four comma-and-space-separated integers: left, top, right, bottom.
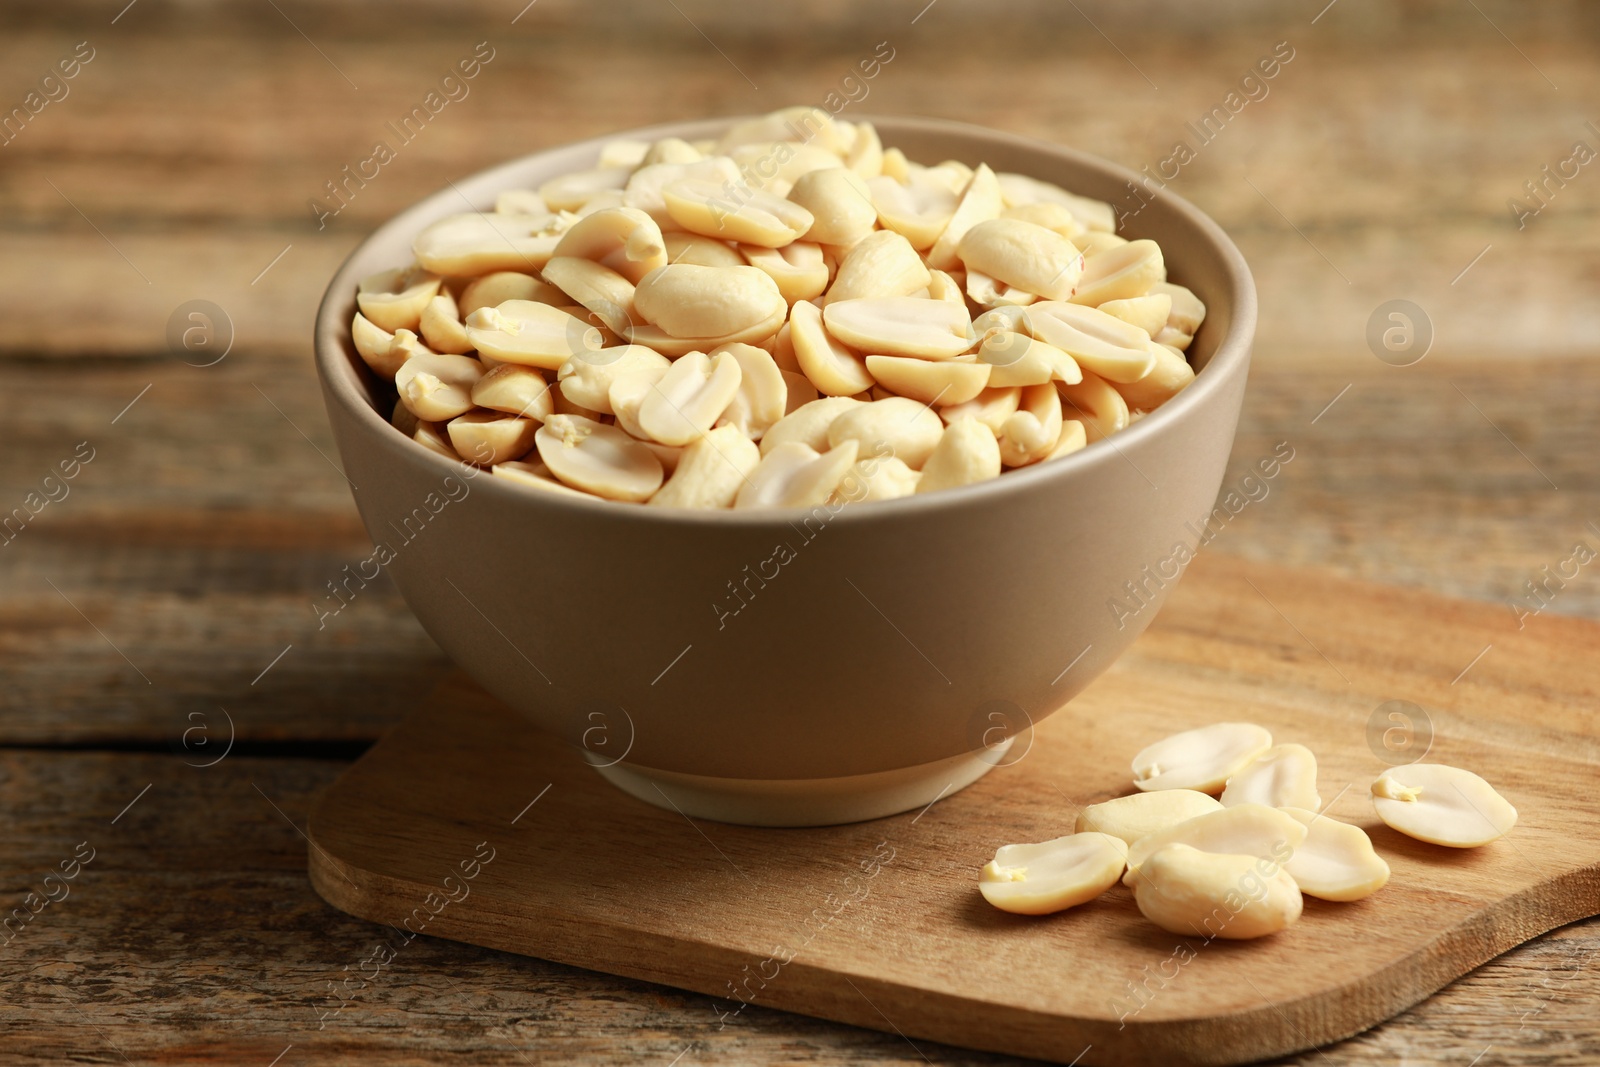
313, 116, 1255, 826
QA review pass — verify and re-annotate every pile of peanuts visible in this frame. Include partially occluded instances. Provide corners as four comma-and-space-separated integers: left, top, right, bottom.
349, 106, 1206, 510
978, 722, 1518, 939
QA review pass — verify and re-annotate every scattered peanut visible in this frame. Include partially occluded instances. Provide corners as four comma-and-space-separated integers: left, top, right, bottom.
1279, 808, 1391, 901
1219, 743, 1322, 811
1132, 722, 1274, 794
1370, 764, 1518, 847
357, 108, 1205, 507
978, 833, 1129, 916
1134, 844, 1303, 939
1075, 789, 1223, 846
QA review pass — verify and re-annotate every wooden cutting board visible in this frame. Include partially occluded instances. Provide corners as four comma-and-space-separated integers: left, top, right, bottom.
306, 554, 1600, 1065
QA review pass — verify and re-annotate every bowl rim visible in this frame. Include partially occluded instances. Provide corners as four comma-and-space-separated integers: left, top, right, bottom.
314, 113, 1256, 528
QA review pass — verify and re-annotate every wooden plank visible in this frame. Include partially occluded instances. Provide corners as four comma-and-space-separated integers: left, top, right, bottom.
304, 553, 1600, 1065
0, 4, 1596, 359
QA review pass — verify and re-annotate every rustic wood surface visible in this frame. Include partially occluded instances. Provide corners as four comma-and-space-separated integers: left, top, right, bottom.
303, 555, 1600, 1066
2, 0, 1597, 1063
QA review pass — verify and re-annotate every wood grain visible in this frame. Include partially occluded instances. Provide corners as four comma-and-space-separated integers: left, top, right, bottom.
306, 553, 1600, 1066
4, 0, 1599, 1063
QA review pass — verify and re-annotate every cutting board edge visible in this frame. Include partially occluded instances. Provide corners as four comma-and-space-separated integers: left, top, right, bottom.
308, 768, 1600, 1067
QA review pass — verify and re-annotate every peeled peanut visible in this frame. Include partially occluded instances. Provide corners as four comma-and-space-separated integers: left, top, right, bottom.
1370, 764, 1518, 847
957, 218, 1083, 302
1134, 844, 1302, 940
978, 833, 1128, 916
1046, 419, 1089, 460
624, 304, 786, 359
846, 121, 884, 179
662, 179, 814, 248
1124, 804, 1308, 885
789, 167, 876, 248
494, 459, 597, 499
1057, 369, 1130, 442
826, 397, 945, 470
825, 230, 932, 304
1153, 281, 1206, 334
1220, 744, 1322, 811
965, 268, 1039, 310
641, 137, 705, 167
464, 300, 603, 371
557, 345, 670, 415
649, 425, 760, 509
781, 369, 819, 412
551, 388, 606, 421
460, 272, 564, 317
927, 269, 966, 306
1076, 231, 1129, 258
1280, 809, 1391, 902
413, 211, 575, 275
868, 171, 959, 250
538, 167, 630, 213
1098, 294, 1172, 338
1022, 302, 1156, 383
839, 454, 920, 503
939, 385, 1020, 433
535, 414, 663, 502
395, 352, 485, 422
447, 411, 538, 466
472, 364, 554, 421
790, 298, 874, 397
1070, 239, 1165, 306
925, 163, 1003, 272
539, 257, 636, 336
717, 106, 850, 156
495, 189, 549, 215
1076, 789, 1225, 846
352, 313, 404, 379
728, 141, 843, 195
1132, 722, 1274, 794
633, 263, 785, 340
740, 241, 830, 303
713, 343, 787, 440
823, 297, 973, 361
997, 382, 1064, 467
1000, 201, 1084, 240
623, 157, 742, 228
357, 268, 441, 332
976, 330, 1082, 388
995, 172, 1115, 233
761, 396, 862, 456
637, 349, 743, 446
419, 292, 475, 355
663, 231, 745, 269
917, 415, 1000, 494
608, 365, 671, 440
864, 355, 990, 406
1154, 326, 1194, 352
413, 420, 458, 459
549, 206, 668, 284
735, 439, 860, 509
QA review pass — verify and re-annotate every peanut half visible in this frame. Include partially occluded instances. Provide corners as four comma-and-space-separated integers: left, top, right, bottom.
1370, 764, 1518, 847
1132, 722, 1275, 794
978, 833, 1129, 916
1133, 844, 1302, 940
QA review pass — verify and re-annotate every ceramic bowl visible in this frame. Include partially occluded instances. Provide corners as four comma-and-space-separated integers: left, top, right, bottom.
313, 116, 1255, 826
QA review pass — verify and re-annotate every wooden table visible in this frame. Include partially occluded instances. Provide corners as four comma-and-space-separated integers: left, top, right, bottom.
4, 1, 1596, 1062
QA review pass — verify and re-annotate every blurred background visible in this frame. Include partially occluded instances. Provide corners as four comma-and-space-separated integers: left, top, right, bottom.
3, 1, 1597, 1063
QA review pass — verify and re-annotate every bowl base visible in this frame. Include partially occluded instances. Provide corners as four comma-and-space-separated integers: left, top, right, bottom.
589, 742, 1012, 827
